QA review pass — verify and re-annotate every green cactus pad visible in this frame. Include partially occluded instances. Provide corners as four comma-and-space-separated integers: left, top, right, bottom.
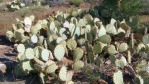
96, 35, 111, 44
78, 19, 86, 27
46, 63, 58, 74
59, 28, 66, 36
113, 70, 124, 84
115, 56, 127, 68
71, 26, 81, 37
21, 36, 30, 43
14, 29, 25, 41
77, 38, 86, 46
106, 19, 117, 35
22, 61, 33, 72
41, 49, 50, 61
48, 34, 58, 43
73, 47, 84, 60
29, 15, 35, 21
93, 42, 102, 54
56, 37, 63, 44
83, 14, 93, 24
108, 45, 118, 55
49, 21, 56, 31
67, 38, 77, 50
17, 44, 25, 53
54, 45, 65, 61
143, 34, 149, 45
77, 8, 82, 15
17, 52, 26, 61
59, 41, 67, 48
6, 31, 14, 41
38, 36, 44, 45
136, 60, 147, 72
30, 26, 39, 35
97, 22, 106, 37
59, 66, 67, 81
72, 10, 78, 17
31, 35, 38, 43
118, 43, 128, 52
73, 60, 84, 70
137, 43, 146, 53
24, 17, 32, 26
87, 32, 93, 43
25, 48, 35, 59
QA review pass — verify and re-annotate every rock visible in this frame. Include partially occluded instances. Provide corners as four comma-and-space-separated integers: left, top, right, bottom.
0, 63, 7, 73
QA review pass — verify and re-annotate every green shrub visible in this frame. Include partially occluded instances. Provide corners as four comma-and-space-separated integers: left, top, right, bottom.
71, 0, 83, 6
6, 0, 25, 12
89, 0, 146, 24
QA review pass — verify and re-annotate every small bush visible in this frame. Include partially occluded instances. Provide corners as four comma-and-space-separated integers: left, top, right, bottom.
71, 0, 83, 6
6, 0, 25, 12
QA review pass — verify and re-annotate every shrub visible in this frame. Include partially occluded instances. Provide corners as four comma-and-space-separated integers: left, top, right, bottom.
89, 0, 146, 24
71, 0, 83, 6
6, 0, 25, 12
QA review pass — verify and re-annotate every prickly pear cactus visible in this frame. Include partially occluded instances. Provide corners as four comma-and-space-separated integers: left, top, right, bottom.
6, 7, 149, 83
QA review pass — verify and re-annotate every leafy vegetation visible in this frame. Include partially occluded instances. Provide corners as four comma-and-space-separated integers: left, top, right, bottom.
6, 0, 25, 12
89, 0, 146, 24
70, 0, 83, 6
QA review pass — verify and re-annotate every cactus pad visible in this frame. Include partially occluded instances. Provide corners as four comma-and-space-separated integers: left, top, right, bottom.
143, 34, 149, 45
59, 66, 67, 81
108, 45, 118, 55
54, 45, 65, 61
115, 56, 127, 68
22, 61, 33, 73
113, 70, 124, 84
17, 44, 25, 53
73, 60, 84, 70
93, 42, 102, 54
137, 43, 146, 53
73, 47, 84, 60
25, 48, 34, 59
46, 63, 58, 74
67, 39, 77, 50
6, 31, 14, 41
31, 35, 38, 43
97, 35, 111, 44
118, 43, 128, 52
41, 49, 50, 61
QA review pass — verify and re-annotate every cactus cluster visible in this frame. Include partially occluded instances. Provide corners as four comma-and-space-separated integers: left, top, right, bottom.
6, 7, 149, 83
6, 0, 25, 11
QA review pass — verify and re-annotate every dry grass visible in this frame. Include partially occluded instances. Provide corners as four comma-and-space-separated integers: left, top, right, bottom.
139, 15, 149, 24
0, 6, 49, 35
0, 3, 89, 35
